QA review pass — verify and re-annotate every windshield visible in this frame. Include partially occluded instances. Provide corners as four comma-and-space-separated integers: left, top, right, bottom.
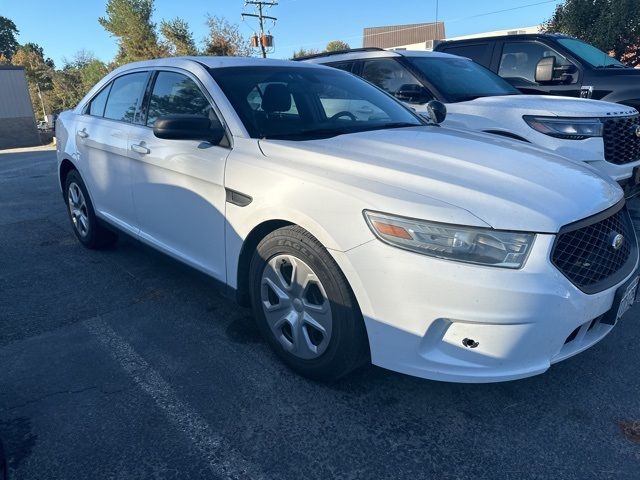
209, 66, 424, 140
557, 38, 627, 68
407, 56, 519, 103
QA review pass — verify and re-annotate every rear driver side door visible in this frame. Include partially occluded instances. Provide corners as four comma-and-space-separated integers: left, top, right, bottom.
127, 70, 230, 281
75, 71, 149, 233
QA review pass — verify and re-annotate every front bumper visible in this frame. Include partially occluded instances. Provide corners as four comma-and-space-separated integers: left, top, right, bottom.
332, 233, 637, 383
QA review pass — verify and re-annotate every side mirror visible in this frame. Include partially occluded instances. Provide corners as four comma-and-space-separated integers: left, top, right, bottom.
426, 100, 447, 124
395, 84, 431, 104
535, 56, 556, 83
153, 114, 225, 144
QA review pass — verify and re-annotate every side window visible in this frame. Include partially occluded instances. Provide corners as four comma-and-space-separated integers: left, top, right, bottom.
325, 61, 354, 73
499, 42, 571, 82
103, 72, 148, 123
360, 59, 422, 96
87, 84, 111, 117
439, 43, 492, 68
146, 71, 218, 127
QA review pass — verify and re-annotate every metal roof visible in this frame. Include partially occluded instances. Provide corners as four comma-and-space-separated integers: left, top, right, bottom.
363, 22, 445, 49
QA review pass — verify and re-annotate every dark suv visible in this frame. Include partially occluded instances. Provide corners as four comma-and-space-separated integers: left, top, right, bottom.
435, 33, 640, 109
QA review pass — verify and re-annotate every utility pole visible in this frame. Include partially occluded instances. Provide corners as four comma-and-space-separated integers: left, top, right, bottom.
242, 1, 278, 58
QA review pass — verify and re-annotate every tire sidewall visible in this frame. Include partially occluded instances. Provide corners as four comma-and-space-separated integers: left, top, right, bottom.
250, 228, 366, 379
64, 170, 99, 248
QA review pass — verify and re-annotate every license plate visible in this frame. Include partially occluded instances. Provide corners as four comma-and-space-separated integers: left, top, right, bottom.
616, 276, 639, 322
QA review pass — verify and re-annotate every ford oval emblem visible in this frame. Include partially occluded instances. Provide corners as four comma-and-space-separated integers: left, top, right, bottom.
636, 125, 640, 138
611, 232, 624, 251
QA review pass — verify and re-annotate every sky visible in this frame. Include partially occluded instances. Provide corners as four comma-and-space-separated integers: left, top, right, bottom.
0, 0, 565, 67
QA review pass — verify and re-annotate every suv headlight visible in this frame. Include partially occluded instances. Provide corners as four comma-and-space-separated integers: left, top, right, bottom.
364, 211, 535, 269
523, 116, 603, 140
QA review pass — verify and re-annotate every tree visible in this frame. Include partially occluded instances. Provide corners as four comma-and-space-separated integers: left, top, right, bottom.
99, 0, 167, 64
202, 15, 252, 57
0, 16, 19, 60
292, 47, 321, 59
544, 0, 640, 66
325, 40, 350, 52
12, 43, 56, 118
161, 17, 198, 56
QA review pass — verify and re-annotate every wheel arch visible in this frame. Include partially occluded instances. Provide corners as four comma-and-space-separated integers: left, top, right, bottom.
58, 158, 77, 193
235, 219, 294, 306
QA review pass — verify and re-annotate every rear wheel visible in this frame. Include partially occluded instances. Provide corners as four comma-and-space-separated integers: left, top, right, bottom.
64, 170, 117, 249
249, 225, 369, 381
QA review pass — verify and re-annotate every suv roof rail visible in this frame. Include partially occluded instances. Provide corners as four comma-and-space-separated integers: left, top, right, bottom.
292, 47, 386, 61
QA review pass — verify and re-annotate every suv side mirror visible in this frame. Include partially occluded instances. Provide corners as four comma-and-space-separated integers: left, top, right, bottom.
395, 84, 431, 104
535, 56, 556, 83
153, 114, 225, 144
425, 100, 447, 124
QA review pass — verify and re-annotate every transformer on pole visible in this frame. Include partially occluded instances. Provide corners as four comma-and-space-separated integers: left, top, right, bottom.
242, 1, 278, 58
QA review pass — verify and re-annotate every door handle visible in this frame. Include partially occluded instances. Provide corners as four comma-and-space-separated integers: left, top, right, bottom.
131, 143, 150, 155
77, 129, 89, 139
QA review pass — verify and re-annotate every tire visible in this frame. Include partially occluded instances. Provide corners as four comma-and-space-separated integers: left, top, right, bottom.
249, 225, 369, 381
64, 169, 117, 249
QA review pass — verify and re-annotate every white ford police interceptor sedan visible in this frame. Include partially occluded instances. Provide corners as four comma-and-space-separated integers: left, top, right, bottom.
56, 56, 639, 383
302, 49, 640, 196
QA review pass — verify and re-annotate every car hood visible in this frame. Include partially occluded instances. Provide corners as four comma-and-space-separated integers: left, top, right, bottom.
258, 126, 622, 233
445, 94, 637, 118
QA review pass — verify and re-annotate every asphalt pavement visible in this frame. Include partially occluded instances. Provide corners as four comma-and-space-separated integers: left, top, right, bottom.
1, 148, 639, 479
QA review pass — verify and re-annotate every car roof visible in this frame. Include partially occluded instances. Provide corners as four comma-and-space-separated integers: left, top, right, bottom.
110, 55, 326, 74
300, 49, 463, 64
437, 33, 573, 46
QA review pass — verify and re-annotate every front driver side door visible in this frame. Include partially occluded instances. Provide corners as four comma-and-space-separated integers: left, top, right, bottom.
127, 70, 230, 281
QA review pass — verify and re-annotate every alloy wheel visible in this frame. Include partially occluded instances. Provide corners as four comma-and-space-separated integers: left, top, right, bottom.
67, 182, 89, 237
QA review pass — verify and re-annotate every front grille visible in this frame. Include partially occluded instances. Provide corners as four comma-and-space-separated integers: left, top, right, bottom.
602, 115, 640, 165
552, 204, 637, 294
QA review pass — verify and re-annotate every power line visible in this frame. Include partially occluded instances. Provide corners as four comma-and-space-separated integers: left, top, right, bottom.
242, 1, 278, 58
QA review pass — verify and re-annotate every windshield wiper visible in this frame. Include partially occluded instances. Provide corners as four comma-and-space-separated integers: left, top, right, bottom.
359, 122, 422, 132
597, 64, 629, 69
264, 123, 421, 140
265, 128, 350, 140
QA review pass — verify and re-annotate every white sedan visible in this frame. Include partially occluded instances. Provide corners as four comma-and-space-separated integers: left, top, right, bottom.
56, 57, 638, 382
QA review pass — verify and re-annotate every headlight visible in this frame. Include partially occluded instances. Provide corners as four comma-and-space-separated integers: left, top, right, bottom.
364, 211, 535, 269
523, 116, 603, 140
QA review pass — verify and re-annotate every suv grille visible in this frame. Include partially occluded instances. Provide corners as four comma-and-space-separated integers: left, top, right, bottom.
552, 204, 637, 294
602, 115, 640, 165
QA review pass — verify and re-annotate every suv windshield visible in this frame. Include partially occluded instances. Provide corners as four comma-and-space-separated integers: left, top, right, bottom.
557, 38, 627, 68
407, 56, 519, 103
209, 66, 423, 140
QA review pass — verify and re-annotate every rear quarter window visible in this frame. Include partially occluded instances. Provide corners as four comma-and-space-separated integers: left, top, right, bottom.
438, 43, 493, 68
324, 61, 354, 73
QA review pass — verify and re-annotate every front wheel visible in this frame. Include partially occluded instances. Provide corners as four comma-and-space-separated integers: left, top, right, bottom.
249, 226, 369, 381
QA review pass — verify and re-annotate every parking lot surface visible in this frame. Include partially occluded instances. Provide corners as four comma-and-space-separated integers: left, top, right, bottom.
1, 148, 639, 479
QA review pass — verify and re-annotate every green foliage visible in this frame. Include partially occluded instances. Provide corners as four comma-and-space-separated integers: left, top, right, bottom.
0, 16, 19, 60
160, 17, 198, 56
5, 1, 253, 117
292, 47, 321, 59
325, 40, 350, 52
544, 0, 640, 66
99, 0, 167, 64
202, 15, 253, 57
